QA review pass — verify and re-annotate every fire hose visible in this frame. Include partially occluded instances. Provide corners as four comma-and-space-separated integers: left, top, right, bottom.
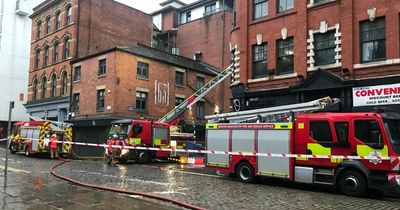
50, 160, 205, 210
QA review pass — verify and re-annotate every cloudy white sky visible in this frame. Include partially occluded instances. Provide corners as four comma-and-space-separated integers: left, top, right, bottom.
35, 0, 198, 14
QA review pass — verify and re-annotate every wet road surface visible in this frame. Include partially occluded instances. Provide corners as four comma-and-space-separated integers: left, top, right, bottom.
1, 150, 400, 210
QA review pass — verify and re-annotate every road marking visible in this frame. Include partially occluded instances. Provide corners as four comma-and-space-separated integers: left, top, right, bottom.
0, 165, 31, 174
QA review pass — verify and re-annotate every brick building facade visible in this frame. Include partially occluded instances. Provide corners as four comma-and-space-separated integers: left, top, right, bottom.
69, 44, 222, 152
152, 0, 234, 112
25, 0, 152, 121
230, 0, 400, 113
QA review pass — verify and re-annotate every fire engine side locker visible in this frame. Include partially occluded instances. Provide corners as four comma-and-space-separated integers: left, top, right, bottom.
206, 127, 230, 167
257, 125, 291, 179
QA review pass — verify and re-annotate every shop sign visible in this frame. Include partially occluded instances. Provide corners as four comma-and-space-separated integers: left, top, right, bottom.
353, 83, 400, 107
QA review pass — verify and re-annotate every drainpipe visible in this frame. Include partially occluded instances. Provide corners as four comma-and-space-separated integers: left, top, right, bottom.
220, 0, 226, 113
0, 0, 4, 51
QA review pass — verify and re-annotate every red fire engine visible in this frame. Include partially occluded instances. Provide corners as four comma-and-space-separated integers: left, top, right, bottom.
106, 65, 233, 163
205, 97, 400, 196
9, 120, 73, 157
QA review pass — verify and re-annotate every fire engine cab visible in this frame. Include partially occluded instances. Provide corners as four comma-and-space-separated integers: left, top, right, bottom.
205, 97, 400, 197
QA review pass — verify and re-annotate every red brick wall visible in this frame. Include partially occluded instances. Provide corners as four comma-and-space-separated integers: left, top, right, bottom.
73, 50, 224, 123
28, 0, 78, 101
162, 10, 178, 30
77, 0, 152, 58
232, 0, 400, 92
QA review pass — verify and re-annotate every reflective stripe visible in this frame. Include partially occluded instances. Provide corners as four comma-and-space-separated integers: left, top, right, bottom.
258, 171, 289, 178
273, 123, 293, 129
307, 143, 342, 163
356, 145, 388, 157
62, 127, 72, 153
207, 162, 228, 167
206, 124, 218, 129
129, 138, 141, 145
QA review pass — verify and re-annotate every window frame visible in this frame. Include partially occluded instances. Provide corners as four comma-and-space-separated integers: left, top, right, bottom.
73, 93, 80, 112
44, 46, 50, 66
41, 76, 47, 99
66, 6, 72, 25
63, 38, 70, 59
135, 91, 148, 111
205, 3, 217, 15
309, 120, 333, 146
98, 59, 107, 76
276, 37, 294, 75
50, 74, 57, 97
196, 101, 205, 119
96, 89, 105, 110
196, 76, 205, 90
137, 61, 149, 79
277, 0, 294, 13
360, 17, 386, 63
252, 43, 268, 79
175, 97, 184, 107
175, 71, 184, 86
32, 79, 38, 101
53, 41, 59, 63
253, 0, 268, 20
36, 21, 42, 39
61, 72, 67, 96
314, 30, 336, 66
55, 11, 61, 29
45, 16, 51, 34
73, 66, 81, 82
34, 49, 40, 69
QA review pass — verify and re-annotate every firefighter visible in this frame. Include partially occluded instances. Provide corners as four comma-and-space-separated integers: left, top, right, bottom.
107, 134, 118, 166
49, 133, 58, 159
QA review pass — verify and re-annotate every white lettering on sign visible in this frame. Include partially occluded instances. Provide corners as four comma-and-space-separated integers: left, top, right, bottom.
353, 83, 400, 107
155, 80, 169, 106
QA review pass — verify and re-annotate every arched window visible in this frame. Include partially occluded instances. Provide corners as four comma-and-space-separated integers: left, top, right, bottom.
55, 11, 61, 29
53, 41, 59, 62
37, 21, 42, 38
66, 5, 72, 24
32, 78, 38, 101
61, 71, 67, 96
46, 16, 51, 34
63, 37, 70, 59
51, 74, 57, 97
35, 49, 40, 69
41, 76, 47, 99
44, 46, 49, 66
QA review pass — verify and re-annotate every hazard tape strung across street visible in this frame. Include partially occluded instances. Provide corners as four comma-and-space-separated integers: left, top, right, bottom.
0, 138, 8, 142
18, 138, 397, 161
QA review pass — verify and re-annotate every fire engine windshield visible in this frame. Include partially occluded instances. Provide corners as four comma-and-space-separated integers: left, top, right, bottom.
383, 119, 400, 155
109, 123, 131, 140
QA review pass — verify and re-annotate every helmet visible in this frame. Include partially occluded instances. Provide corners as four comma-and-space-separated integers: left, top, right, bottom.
51, 134, 57, 138
113, 134, 118, 139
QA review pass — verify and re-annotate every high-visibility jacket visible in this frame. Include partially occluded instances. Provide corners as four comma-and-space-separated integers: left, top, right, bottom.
50, 137, 58, 149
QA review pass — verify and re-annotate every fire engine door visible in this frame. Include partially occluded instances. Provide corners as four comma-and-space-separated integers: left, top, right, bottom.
206, 129, 229, 167
257, 129, 291, 179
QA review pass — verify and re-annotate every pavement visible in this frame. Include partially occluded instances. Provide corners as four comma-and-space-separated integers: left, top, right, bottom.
0, 148, 186, 210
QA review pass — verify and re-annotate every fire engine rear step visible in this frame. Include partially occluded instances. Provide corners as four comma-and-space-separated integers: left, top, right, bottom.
313, 169, 335, 185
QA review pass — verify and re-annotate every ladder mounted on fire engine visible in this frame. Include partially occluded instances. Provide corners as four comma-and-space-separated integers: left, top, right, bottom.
158, 64, 234, 124
205, 97, 340, 123
29, 116, 72, 131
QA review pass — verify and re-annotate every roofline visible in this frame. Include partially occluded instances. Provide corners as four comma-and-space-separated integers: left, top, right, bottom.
71, 44, 219, 76
178, 0, 217, 12
160, 0, 187, 7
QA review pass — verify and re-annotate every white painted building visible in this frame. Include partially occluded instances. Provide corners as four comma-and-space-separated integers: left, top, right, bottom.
0, 0, 33, 123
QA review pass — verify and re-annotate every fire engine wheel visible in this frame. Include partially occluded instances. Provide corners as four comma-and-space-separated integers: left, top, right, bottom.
10, 144, 17, 154
236, 162, 255, 183
136, 150, 150, 164
338, 170, 367, 197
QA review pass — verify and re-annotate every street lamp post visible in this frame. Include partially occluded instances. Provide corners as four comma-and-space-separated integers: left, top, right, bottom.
4, 101, 14, 187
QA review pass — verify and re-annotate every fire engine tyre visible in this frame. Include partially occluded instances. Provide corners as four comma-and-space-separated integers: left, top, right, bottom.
9, 143, 17, 154
338, 170, 367, 197
136, 150, 150, 164
236, 162, 255, 183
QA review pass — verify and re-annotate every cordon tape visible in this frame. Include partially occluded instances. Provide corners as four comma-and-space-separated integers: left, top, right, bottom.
14, 138, 400, 162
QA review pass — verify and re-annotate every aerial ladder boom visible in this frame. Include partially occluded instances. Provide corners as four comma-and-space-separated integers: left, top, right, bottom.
205, 97, 340, 123
158, 64, 234, 124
